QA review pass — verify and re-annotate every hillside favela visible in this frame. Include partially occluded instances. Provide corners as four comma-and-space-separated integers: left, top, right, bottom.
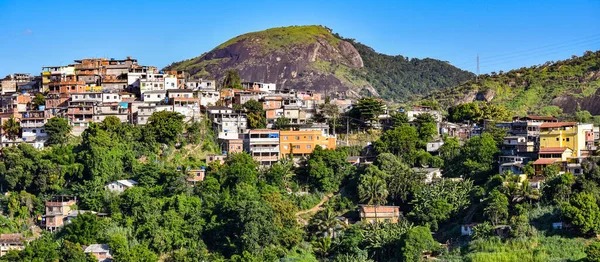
1, 1, 600, 262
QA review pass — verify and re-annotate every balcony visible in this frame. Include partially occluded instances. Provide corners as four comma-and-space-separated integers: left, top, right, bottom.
68, 108, 93, 114
21, 121, 45, 128
250, 147, 280, 153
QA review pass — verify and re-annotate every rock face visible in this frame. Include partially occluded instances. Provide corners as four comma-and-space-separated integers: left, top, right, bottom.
167, 25, 368, 95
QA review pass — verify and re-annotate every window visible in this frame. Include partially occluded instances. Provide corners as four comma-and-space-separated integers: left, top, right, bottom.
306, 145, 311, 149
294, 145, 300, 149
284, 136, 288, 140
308, 136, 312, 140
295, 136, 299, 140
567, 138, 570, 142
556, 138, 559, 141
284, 145, 289, 149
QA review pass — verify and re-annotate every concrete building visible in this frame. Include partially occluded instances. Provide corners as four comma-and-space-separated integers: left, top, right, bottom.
0, 234, 26, 257
1, 73, 34, 94
405, 106, 442, 122
280, 127, 336, 158
359, 205, 401, 224
207, 106, 247, 139
21, 110, 47, 149
44, 196, 77, 232
242, 82, 277, 93
105, 180, 138, 194
84, 244, 112, 262
247, 129, 280, 166
539, 122, 594, 157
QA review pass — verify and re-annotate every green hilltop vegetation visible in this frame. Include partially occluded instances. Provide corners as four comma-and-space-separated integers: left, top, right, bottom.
341, 37, 475, 101
426, 50, 600, 116
166, 25, 475, 102
216, 25, 342, 52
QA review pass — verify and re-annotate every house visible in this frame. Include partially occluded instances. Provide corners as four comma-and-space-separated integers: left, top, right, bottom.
44, 196, 77, 232
247, 129, 280, 166
426, 141, 444, 153
218, 138, 243, 154
412, 167, 442, 184
0, 234, 25, 257
279, 127, 336, 158
242, 82, 276, 93
207, 106, 247, 139
461, 223, 479, 236
186, 168, 206, 185
539, 122, 593, 157
206, 154, 227, 164
84, 244, 112, 262
498, 156, 531, 175
405, 106, 442, 122
105, 180, 138, 193
358, 205, 401, 224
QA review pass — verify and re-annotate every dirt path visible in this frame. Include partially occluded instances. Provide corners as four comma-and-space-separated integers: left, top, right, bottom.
296, 192, 334, 216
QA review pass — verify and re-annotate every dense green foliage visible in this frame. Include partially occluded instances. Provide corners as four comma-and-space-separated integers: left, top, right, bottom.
342, 38, 475, 101
6, 104, 600, 261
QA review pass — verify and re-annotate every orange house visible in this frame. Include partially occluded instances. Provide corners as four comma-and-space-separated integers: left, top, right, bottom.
279, 130, 336, 157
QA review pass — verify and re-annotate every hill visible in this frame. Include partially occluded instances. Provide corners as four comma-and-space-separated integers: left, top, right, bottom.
165, 25, 474, 101
426, 50, 600, 115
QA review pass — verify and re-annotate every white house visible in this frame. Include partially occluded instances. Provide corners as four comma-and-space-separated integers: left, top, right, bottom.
105, 180, 138, 193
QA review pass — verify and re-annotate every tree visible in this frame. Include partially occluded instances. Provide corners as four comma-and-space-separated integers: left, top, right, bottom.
2, 116, 21, 141
400, 226, 439, 262
299, 146, 355, 193
320, 101, 341, 134
586, 241, 600, 262
561, 192, 600, 235
484, 189, 509, 225
44, 117, 72, 146
244, 100, 266, 129
356, 98, 385, 128
63, 212, 102, 245
358, 166, 389, 205
374, 124, 419, 164
409, 179, 472, 230
33, 93, 46, 107
222, 70, 242, 89
414, 113, 438, 143
147, 111, 185, 145
310, 208, 345, 238
390, 112, 408, 128
446, 133, 499, 183
448, 102, 481, 123
274, 117, 291, 130
185, 121, 202, 144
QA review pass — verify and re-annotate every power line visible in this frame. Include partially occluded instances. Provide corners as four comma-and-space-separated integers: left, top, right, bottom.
450, 33, 600, 67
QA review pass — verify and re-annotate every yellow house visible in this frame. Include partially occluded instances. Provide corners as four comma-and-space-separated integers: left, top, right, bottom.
539, 122, 593, 157
279, 129, 336, 157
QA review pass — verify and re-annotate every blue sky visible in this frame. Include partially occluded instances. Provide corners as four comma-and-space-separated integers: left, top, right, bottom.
1, 0, 599, 76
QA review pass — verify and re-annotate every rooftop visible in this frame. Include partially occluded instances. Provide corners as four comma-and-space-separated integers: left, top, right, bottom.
539, 147, 569, 154
84, 244, 110, 253
533, 158, 561, 165
540, 122, 577, 128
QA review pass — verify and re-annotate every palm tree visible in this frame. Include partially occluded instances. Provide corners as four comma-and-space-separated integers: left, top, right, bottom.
311, 207, 345, 238
2, 116, 21, 142
358, 175, 389, 205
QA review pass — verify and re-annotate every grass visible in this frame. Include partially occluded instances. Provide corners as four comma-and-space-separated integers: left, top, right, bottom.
215, 25, 341, 52
455, 235, 587, 262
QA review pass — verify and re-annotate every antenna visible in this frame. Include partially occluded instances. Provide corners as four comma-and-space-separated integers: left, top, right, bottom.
476, 54, 480, 82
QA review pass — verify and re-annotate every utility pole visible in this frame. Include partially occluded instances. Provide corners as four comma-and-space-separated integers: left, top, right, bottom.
346, 117, 349, 146
476, 54, 480, 82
